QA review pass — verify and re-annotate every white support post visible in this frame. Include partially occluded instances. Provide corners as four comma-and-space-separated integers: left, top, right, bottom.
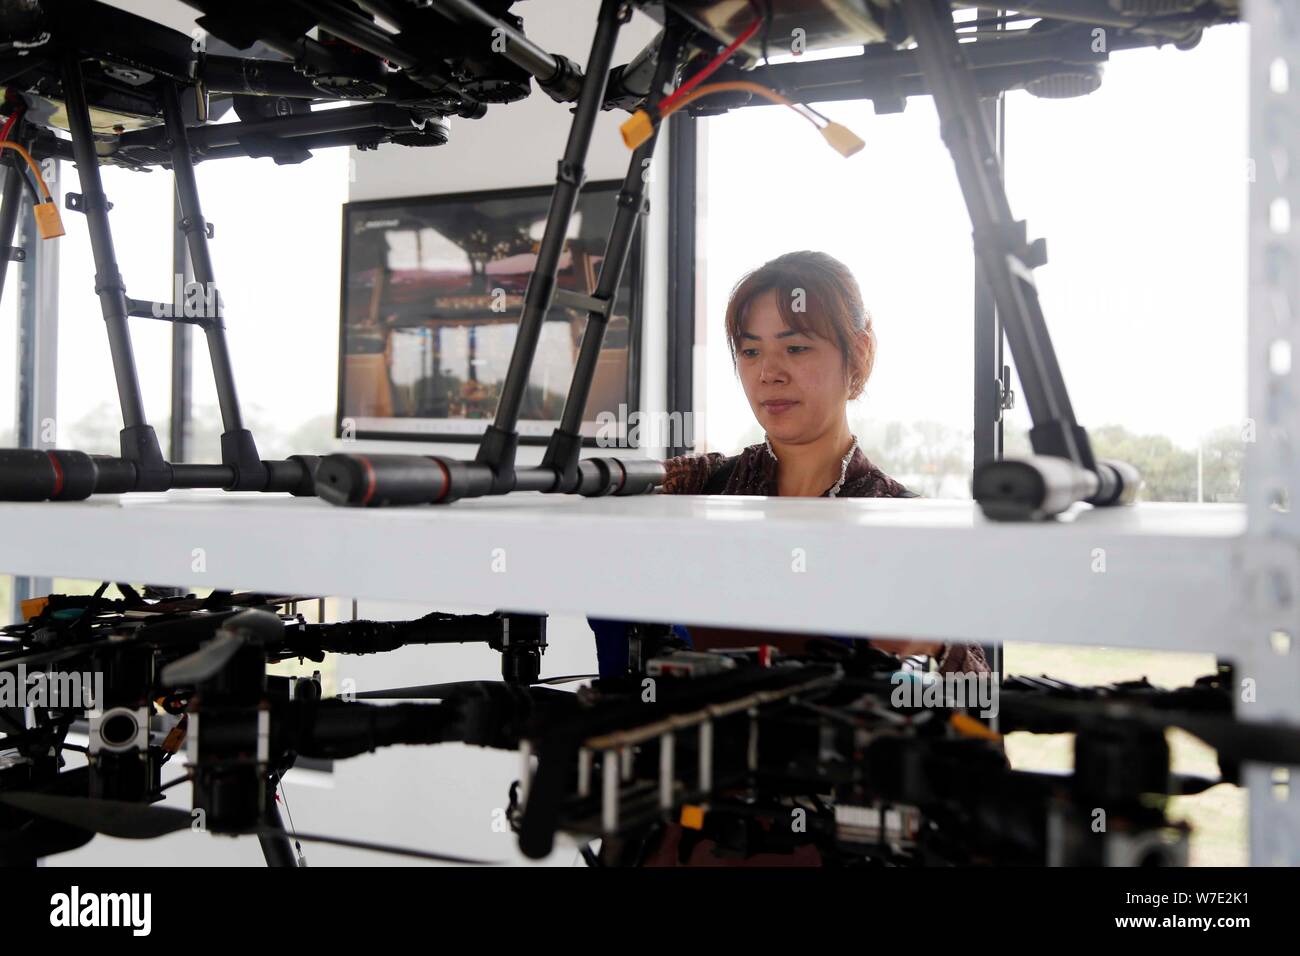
1244, 0, 1300, 865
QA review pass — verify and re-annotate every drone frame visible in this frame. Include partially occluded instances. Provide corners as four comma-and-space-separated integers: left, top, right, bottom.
317, 0, 1238, 512
0, 0, 1237, 511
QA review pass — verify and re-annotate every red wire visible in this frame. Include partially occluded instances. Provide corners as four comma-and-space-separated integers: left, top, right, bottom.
0, 110, 18, 144
658, 11, 764, 114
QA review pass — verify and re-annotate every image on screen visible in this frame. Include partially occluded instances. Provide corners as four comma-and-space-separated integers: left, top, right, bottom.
337, 180, 641, 442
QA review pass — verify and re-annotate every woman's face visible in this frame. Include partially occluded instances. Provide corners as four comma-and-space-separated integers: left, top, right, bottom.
736, 288, 850, 444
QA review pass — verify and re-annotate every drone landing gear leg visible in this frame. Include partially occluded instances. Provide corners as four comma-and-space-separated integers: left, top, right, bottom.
540, 22, 689, 492
0, 68, 319, 501
314, 0, 665, 505
161, 83, 268, 492
258, 778, 299, 868
900, 0, 1139, 520
60, 52, 169, 490
474, 0, 631, 494
0, 150, 25, 310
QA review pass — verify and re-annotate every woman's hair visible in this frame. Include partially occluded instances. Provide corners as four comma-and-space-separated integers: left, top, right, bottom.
723, 250, 875, 400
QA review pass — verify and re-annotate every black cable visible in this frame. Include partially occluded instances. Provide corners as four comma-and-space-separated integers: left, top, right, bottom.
70, 583, 112, 635
278, 779, 305, 863
0, 107, 39, 206
958, 13, 1039, 30
4, 151, 39, 204
152, 774, 192, 797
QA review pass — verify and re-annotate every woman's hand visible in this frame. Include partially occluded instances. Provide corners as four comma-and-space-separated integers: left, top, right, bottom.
867, 638, 946, 658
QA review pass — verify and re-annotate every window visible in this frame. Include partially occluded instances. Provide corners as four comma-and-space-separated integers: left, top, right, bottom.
1002, 24, 1250, 503
189, 147, 348, 462
699, 94, 975, 496
40, 141, 348, 463
56, 162, 175, 455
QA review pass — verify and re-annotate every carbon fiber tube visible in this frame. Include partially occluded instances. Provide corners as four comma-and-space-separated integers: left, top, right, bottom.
0, 151, 23, 310
294, 700, 462, 759
314, 453, 495, 506
8, 450, 70, 501
426, 0, 576, 95
264, 455, 320, 496
2, 450, 322, 498
61, 52, 152, 438
47, 450, 98, 499
0, 449, 96, 501
1086, 458, 1142, 507
200, 54, 325, 98
575, 457, 666, 496
314, 452, 664, 505
88, 456, 139, 494
170, 463, 236, 488
187, 103, 409, 150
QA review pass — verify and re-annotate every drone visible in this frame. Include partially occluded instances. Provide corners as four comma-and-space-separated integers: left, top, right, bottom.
3, 584, 1298, 866
0, 0, 1239, 517
0, 585, 586, 864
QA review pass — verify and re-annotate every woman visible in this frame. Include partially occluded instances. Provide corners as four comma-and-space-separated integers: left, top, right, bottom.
595, 250, 989, 676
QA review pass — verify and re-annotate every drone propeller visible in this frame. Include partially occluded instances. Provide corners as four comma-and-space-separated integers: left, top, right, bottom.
0, 817, 96, 862
159, 629, 246, 686
1, 607, 247, 672
531, 674, 598, 686
0, 791, 189, 840
355, 675, 597, 700
0, 792, 498, 864
159, 608, 284, 687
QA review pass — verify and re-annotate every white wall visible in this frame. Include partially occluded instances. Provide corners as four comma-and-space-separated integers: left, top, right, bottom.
53, 0, 670, 868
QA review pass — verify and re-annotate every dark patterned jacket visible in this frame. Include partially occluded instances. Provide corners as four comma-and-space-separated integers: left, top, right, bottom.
660, 440, 990, 676
663, 439, 914, 498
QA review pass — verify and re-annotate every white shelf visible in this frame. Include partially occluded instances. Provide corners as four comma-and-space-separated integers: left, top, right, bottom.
0, 491, 1255, 653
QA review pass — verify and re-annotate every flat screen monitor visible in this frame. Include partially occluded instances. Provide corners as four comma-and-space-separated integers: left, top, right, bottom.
337, 180, 642, 444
